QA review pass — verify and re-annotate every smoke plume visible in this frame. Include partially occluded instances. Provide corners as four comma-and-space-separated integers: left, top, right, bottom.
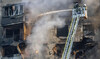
22, 0, 73, 59
22, 0, 73, 24
84, 0, 100, 16
84, 0, 100, 29
84, 0, 100, 59
21, 0, 100, 59
25, 15, 65, 59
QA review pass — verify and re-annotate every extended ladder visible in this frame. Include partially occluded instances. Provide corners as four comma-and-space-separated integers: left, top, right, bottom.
61, 4, 87, 59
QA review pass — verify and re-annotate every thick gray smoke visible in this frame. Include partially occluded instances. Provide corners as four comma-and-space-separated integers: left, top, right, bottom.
84, 30, 100, 59
22, 0, 73, 59
25, 15, 65, 59
22, 0, 72, 24
84, 0, 100, 29
84, 0, 100, 59
84, 0, 100, 16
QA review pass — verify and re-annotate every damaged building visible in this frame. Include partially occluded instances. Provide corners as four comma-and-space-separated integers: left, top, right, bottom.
0, 0, 99, 59
0, 0, 24, 59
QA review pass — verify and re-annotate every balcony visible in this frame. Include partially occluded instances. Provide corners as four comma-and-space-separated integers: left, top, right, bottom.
1, 15, 24, 26
1, 3, 25, 26
0, 37, 14, 46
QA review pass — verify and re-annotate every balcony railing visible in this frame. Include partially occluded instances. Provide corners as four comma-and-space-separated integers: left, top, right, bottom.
0, 37, 14, 45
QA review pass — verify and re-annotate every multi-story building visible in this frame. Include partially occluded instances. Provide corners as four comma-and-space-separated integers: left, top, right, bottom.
0, 0, 23, 59
0, 0, 97, 59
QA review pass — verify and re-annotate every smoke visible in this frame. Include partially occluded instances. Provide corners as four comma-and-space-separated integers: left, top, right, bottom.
83, 0, 100, 33
85, 30, 100, 59
84, 0, 100, 29
83, 0, 100, 59
84, 0, 100, 35
84, 0, 100, 16
22, 0, 73, 24
25, 15, 65, 59
22, 0, 73, 59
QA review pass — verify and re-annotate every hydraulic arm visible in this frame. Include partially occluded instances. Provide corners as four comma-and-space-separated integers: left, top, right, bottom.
61, 3, 87, 59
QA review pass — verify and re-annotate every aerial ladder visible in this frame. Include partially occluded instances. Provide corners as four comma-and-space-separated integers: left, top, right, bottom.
61, 3, 88, 59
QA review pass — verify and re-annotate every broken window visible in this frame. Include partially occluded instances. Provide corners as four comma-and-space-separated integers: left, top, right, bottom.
5, 28, 21, 40
3, 4, 24, 17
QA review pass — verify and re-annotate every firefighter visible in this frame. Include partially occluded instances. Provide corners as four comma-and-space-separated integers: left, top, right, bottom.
74, 2, 81, 14
74, 2, 79, 9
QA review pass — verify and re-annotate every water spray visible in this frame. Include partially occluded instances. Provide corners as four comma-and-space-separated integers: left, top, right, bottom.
37, 9, 72, 17
29, 9, 72, 24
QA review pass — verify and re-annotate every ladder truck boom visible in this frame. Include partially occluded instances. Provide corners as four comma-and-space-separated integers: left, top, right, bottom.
61, 3, 87, 59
